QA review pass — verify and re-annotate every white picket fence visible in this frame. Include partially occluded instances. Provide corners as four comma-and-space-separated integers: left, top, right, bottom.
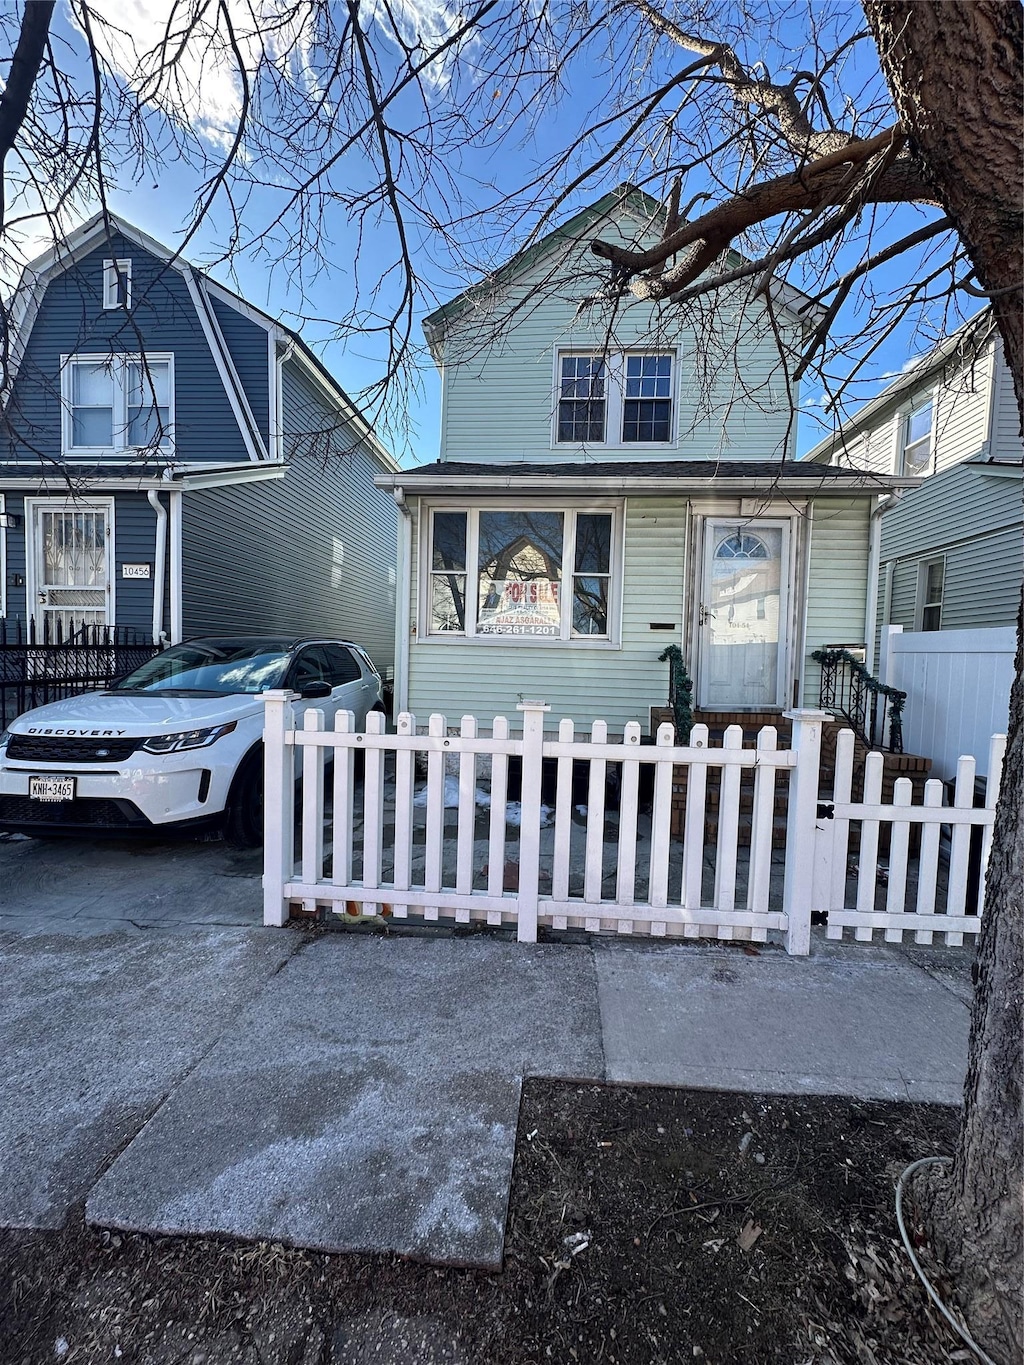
261, 693, 1005, 954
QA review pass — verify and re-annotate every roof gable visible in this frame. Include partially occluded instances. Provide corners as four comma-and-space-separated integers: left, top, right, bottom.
423, 184, 818, 352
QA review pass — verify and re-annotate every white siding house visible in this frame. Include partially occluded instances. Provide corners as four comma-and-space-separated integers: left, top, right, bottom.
379, 187, 917, 732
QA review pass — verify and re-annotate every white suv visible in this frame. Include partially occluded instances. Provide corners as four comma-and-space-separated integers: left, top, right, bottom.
0, 636, 384, 844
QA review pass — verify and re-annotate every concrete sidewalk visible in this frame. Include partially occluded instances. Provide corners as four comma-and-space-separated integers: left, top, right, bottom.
0, 917, 971, 1269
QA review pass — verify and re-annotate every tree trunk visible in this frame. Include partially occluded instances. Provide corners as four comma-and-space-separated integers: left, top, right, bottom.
863, 8, 1023, 1358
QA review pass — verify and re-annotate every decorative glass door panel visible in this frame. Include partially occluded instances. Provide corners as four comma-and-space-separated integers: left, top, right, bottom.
33, 503, 111, 639
699, 521, 789, 708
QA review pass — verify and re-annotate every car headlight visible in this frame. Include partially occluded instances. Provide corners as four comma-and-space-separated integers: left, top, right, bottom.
142, 721, 238, 754
0, 729, 9, 751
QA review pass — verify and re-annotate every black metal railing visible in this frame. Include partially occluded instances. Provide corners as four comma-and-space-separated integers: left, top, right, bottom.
812, 647, 905, 753
659, 644, 694, 743
0, 618, 161, 726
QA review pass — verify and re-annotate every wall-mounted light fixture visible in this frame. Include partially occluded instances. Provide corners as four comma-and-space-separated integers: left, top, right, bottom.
0, 511, 21, 530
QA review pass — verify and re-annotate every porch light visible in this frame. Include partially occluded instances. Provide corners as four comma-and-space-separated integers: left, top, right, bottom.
0, 511, 21, 530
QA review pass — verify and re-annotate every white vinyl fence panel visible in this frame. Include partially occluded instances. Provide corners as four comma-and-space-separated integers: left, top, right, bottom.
881, 625, 1015, 781
263, 695, 1006, 955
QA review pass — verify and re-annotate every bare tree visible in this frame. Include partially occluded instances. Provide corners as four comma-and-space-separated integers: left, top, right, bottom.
0, 1, 1020, 1356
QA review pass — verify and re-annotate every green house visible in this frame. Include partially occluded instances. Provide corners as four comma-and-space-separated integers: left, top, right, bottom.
377, 187, 916, 731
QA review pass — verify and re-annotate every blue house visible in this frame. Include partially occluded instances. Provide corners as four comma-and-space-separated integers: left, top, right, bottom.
0, 213, 399, 675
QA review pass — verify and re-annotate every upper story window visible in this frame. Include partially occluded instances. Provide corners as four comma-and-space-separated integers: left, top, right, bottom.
427, 506, 618, 642
62, 354, 173, 456
899, 398, 933, 473
555, 351, 675, 446
102, 259, 132, 309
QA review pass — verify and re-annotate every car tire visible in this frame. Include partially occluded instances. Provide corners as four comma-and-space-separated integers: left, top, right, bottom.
225, 747, 264, 848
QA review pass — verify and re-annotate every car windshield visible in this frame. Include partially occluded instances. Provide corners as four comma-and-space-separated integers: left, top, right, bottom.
114, 641, 292, 695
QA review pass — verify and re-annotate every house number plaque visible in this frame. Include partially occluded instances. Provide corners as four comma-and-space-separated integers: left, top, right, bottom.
121, 563, 152, 579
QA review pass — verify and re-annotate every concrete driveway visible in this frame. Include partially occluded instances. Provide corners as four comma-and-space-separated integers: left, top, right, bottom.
0, 829, 973, 1269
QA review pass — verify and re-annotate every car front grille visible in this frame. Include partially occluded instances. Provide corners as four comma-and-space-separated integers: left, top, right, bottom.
5, 734, 142, 763
0, 795, 147, 828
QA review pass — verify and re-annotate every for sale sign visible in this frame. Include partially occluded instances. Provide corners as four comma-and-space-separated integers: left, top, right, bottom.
477, 578, 561, 636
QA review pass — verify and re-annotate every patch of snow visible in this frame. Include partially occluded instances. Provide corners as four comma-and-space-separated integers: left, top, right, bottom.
412, 776, 490, 809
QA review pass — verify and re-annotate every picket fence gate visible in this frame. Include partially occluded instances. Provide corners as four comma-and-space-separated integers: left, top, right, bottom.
261, 693, 1005, 954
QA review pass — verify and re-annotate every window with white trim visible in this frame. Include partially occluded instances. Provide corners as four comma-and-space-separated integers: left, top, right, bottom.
899, 398, 933, 473
427, 507, 618, 641
917, 557, 944, 631
103, 259, 132, 309
555, 351, 675, 445
61, 354, 173, 455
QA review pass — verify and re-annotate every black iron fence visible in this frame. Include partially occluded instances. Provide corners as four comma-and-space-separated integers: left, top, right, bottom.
812, 647, 905, 753
0, 619, 162, 726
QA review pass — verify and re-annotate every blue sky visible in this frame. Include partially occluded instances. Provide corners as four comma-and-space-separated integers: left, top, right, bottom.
13, 0, 975, 466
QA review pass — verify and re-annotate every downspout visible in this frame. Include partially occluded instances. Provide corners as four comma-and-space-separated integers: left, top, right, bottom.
169, 487, 183, 644
865, 492, 902, 675
393, 487, 412, 715
146, 488, 168, 645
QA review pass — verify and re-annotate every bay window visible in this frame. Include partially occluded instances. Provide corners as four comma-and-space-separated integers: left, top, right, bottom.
427, 507, 618, 641
555, 351, 675, 446
62, 354, 174, 455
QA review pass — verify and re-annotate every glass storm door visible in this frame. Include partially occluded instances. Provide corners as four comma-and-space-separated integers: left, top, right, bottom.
32, 502, 112, 639
698, 521, 789, 709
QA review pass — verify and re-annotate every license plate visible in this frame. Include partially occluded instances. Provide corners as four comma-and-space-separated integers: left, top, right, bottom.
29, 776, 76, 802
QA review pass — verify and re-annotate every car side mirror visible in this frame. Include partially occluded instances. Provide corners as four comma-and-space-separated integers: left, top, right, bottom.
300, 680, 332, 700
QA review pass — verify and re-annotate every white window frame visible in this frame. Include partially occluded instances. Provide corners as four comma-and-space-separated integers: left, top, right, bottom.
60, 352, 175, 458
421, 500, 624, 647
897, 391, 936, 475
103, 258, 132, 310
916, 555, 945, 631
552, 349, 678, 449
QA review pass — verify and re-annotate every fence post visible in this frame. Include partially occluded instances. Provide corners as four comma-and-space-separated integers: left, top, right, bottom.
263, 689, 297, 927
879, 623, 902, 688
516, 700, 551, 944
782, 709, 832, 955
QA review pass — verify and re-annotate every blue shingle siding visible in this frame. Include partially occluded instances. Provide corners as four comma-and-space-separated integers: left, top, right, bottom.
210, 296, 271, 447
3, 235, 249, 467
180, 361, 398, 671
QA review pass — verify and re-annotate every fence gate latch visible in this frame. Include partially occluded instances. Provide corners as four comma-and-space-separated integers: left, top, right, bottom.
816, 803, 835, 820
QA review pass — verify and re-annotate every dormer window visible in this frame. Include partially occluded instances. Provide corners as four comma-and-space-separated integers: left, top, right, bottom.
61, 353, 173, 456
899, 398, 933, 473
103, 258, 132, 309
555, 350, 675, 446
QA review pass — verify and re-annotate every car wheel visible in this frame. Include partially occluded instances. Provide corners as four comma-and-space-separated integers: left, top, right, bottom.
225, 748, 264, 848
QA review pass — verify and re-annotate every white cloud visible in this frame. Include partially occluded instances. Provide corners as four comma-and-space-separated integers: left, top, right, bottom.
80, 0, 477, 152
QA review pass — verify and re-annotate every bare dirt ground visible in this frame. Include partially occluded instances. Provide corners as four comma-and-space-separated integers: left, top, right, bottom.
0, 1083, 969, 1365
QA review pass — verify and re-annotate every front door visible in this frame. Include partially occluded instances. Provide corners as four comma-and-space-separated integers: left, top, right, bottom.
29, 500, 113, 640
698, 520, 789, 709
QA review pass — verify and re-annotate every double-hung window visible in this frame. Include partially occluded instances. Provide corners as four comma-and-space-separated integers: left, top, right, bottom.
899, 398, 933, 473
427, 507, 618, 642
556, 351, 675, 446
62, 354, 173, 456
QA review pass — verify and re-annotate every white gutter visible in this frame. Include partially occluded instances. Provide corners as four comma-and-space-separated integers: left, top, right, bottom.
169, 488, 183, 643
146, 488, 167, 645
865, 492, 903, 674
393, 487, 412, 715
